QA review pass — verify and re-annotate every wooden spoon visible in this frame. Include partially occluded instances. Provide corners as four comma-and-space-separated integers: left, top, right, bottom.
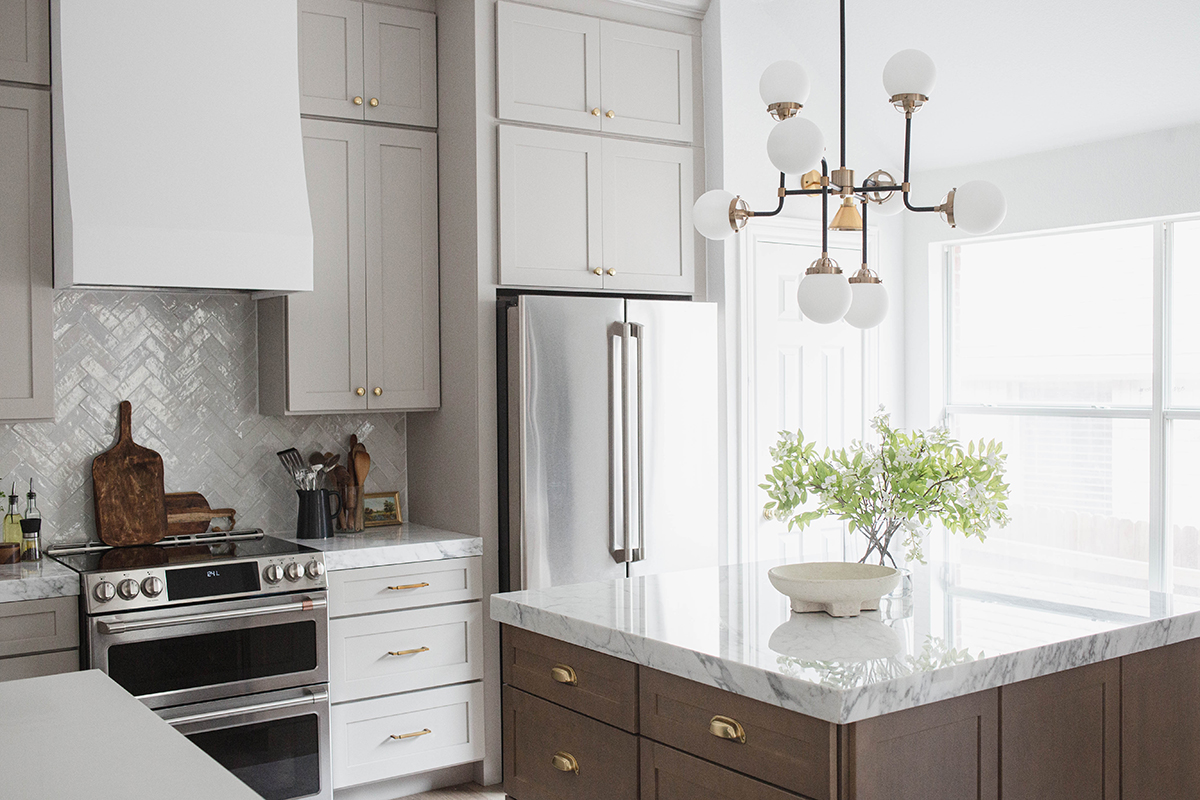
353, 447, 371, 492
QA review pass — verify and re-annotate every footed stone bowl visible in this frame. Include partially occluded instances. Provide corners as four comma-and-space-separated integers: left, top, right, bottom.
768, 562, 901, 618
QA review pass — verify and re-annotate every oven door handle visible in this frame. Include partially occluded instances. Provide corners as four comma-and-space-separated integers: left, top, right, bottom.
98, 596, 327, 635
163, 688, 330, 727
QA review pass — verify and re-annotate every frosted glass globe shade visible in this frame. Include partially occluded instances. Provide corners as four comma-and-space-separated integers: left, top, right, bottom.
766, 116, 824, 175
883, 49, 936, 98
797, 273, 852, 324
952, 180, 1007, 234
693, 189, 739, 240
759, 60, 811, 107
871, 196, 903, 217
844, 282, 889, 329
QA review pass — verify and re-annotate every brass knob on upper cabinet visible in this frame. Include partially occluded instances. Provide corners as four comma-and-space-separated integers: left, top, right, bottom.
591, 108, 601, 116
607, 268, 616, 276
369, 98, 379, 107
605, 110, 615, 119
592, 267, 603, 276
353, 96, 363, 105
373, 387, 382, 397
355, 387, 366, 396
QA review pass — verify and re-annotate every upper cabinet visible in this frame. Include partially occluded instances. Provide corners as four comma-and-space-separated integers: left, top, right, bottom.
497, 1, 693, 143
299, 0, 437, 128
0, 0, 49, 85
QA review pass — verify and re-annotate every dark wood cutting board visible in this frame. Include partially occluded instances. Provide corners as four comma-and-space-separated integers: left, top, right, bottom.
92, 400, 168, 547
165, 492, 237, 536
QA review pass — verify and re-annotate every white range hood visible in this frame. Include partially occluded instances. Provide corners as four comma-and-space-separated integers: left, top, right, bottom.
52, 0, 314, 292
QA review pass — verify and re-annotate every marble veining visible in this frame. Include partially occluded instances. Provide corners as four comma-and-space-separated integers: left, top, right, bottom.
281, 524, 482, 571
0, 558, 80, 603
490, 560, 1200, 724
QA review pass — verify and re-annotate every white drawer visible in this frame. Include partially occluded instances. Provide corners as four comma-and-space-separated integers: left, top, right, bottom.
330, 602, 483, 702
0, 649, 78, 682
331, 681, 485, 788
0, 596, 78, 658
328, 557, 482, 618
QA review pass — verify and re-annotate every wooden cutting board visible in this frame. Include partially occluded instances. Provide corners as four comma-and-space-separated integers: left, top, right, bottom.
92, 400, 168, 547
165, 492, 237, 536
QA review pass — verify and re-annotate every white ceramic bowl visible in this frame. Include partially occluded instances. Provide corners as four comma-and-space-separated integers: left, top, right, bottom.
768, 562, 901, 618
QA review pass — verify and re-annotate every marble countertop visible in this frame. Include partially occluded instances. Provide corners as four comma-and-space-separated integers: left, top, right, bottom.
0, 670, 260, 800
491, 559, 1200, 724
281, 523, 482, 570
0, 557, 79, 603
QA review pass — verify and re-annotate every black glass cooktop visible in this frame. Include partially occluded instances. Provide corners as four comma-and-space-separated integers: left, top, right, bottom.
50, 533, 319, 574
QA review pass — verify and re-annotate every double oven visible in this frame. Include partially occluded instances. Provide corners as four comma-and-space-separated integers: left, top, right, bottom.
51, 532, 332, 800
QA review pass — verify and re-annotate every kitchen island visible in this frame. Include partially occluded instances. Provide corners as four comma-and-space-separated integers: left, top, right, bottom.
492, 560, 1200, 800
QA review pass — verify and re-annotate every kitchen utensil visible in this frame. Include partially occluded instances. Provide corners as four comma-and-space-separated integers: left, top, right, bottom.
165, 492, 237, 536
327, 465, 352, 530
276, 448, 306, 486
92, 400, 168, 547
295, 489, 341, 540
767, 562, 900, 617
350, 447, 371, 531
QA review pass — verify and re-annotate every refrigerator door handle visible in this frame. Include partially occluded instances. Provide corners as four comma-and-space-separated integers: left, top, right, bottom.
611, 322, 631, 564
629, 322, 645, 562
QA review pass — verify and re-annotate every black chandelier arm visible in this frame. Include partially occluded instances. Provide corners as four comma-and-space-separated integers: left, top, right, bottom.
901, 113, 940, 213
860, 196, 868, 266
744, 172, 789, 217
840, 0, 847, 168
821, 158, 830, 253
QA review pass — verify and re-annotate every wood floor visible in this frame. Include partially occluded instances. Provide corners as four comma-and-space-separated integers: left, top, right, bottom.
404, 783, 505, 800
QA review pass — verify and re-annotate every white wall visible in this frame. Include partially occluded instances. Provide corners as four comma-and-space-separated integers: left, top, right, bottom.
903, 121, 1200, 428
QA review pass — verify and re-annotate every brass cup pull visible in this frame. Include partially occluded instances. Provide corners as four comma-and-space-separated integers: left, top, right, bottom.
387, 646, 430, 657
355, 387, 366, 396
369, 97, 380, 107
550, 664, 578, 686
353, 96, 363, 105
390, 728, 432, 741
592, 267, 603, 276
373, 387, 382, 396
551, 751, 579, 774
591, 107, 601, 116
387, 582, 430, 591
709, 715, 747, 744
605, 110, 615, 119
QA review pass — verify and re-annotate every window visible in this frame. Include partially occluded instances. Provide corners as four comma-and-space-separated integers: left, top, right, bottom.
943, 218, 1200, 596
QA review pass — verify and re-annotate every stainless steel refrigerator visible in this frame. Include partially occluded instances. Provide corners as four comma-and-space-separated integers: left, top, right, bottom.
500, 294, 718, 591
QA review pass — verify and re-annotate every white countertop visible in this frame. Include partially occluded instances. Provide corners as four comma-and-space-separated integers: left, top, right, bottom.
0, 557, 79, 603
491, 559, 1200, 724
0, 670, 260, 800
281, 523, 482, 570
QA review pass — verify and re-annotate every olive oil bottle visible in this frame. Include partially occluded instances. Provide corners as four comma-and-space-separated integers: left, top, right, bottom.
2, 484, 22, 546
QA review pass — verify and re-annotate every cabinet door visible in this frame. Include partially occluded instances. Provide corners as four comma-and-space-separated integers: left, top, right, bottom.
363, 4, 437, 128
364, 126, 440, 410
288, 119, 368, 412
601, 139, 694, 294
499, 125, 604, 290
497, 2, 601, 132
0, 85, 52, 421
0, 0, 48, 85
1122, 639, 1200, 800
1000, 660, 1120, 800
640, 739, 808, 800
599, 21, 692, 142
298, 0, 365, 120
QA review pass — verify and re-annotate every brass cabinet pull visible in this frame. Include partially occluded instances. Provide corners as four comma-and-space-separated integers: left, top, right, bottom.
591, 107, 601, 116
709, 715, 747, 744
551, 751, 579, 774
386, 646, 430, 657
605, 110, 615, 119
390, 728, 432, 740
387, 582, 430, 591
369, 97, 380, 107
373, 387, 382, 396
355, 387, 366, 396
550, 664, 578, 686
353, 96, 363, 105
592, 267, 603, 275
607, 268, 616, 276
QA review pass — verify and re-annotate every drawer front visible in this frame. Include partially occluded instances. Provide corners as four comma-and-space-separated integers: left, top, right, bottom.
640, 668, 836, 800
503, 685, 638, 800
330, 602, 483, 702
641, 739, 808, 800
0, 649, 78, 682
503, 624, 638, 732
331, 681, 485, 788
328, 557, 482, 617
0, 596, 78, 658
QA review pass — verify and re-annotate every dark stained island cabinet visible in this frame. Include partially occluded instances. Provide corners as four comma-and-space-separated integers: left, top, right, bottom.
501, 625, 1200, 800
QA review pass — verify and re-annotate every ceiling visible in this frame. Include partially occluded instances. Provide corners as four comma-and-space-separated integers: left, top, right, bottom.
736, 0, 1200, 170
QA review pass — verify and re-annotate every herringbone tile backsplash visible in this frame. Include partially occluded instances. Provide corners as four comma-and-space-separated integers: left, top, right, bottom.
0, 290, 407, 546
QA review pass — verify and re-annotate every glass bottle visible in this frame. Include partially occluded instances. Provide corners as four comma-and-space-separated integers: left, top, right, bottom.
2, 485, 21, 546
21, 481, 41, 562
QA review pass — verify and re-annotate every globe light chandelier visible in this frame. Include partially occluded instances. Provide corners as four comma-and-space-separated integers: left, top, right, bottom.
693, 0, 1008, 329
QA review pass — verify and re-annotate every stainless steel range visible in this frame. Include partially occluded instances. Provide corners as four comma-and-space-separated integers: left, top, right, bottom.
50, 530, 332, 800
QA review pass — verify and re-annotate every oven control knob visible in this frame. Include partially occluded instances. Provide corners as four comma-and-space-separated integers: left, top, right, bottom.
141, 576, 164, 597
305, 560, 325, 579
284, 562, 302, 582
263, 564, 283, 584
93, 581, 116, 603
117, 578, 140, 600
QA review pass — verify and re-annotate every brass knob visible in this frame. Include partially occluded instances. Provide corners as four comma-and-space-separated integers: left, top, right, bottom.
592, 267, 603, 276
607, 268, 616, 276
353, 96, 363, 105
605, 110, 615, 119
591, 107, 601, 116
551, 751, 579, 774
709, 715, 746, 744
355, 387, 366, 396
373, 387, 382, 396
550, 665, 578, 686
369, 98, 379, 107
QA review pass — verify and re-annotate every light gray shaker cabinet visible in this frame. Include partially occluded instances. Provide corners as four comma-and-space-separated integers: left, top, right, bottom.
0, 84, 53, 421
0, 0, 49, 85
259, 120, 439, 414
299, 0, 437, 128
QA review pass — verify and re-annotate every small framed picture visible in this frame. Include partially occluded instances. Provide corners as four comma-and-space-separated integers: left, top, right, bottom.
363, 491, 402, 527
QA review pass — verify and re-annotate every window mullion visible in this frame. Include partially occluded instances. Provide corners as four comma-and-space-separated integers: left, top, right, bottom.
1150, 221, 1169, 594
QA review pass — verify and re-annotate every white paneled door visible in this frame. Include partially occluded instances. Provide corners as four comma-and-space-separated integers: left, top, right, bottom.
746, 224, 876, 564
